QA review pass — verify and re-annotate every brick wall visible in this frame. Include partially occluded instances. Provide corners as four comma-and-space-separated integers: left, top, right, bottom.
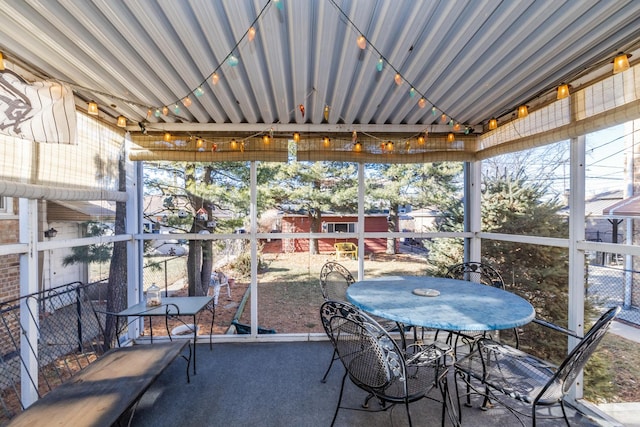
0, 199, 20, 303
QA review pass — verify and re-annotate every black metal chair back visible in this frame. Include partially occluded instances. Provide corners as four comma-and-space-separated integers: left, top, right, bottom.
320, 300, 450, 426
319, 261, 355, 301
446, 262, 504, 288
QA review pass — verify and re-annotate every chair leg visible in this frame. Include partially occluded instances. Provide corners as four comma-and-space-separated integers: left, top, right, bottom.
560, 400, 570, 426
331, 371, 348, 427
321, 349, 337, 383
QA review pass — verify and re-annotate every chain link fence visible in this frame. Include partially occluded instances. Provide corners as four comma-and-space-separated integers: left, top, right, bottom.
142, 255, 188, 296
587, 263, 640, 326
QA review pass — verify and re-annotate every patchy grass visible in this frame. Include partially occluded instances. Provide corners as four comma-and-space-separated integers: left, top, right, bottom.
586, 333, 640, 403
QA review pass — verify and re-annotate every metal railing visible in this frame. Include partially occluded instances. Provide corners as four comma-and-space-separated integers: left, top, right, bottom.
0, 281, 105, 422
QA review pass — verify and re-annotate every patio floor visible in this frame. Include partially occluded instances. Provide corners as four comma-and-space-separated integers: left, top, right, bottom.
127, 340, 619, 427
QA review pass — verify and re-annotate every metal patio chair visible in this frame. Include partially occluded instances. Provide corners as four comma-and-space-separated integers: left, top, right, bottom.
319, 261, 355, 383
320, 300, 455, 427
453, 306, 620, 426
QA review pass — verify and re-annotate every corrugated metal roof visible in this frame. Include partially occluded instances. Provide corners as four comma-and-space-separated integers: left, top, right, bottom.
1, 0, 640, 139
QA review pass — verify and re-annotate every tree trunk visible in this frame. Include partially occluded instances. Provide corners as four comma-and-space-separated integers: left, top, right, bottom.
104, 145, 127, 349
309, 211, 321, 255
386, 211, 397, 255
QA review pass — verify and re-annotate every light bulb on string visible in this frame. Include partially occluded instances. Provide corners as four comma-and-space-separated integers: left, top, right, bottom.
162, 106, 169, 116
231, 139, 238, 150
448, 119, 454, 126
273, 0, 283, 10
418, 98, 426, 109
227, 55, 239, 67
212, 73, 219, 85
263, 135, 271, 144
386, 141, 394, 151
376, 57, 384, 72
352, 130, 357, 142
353, 141, 362, 152
323, 105, 330, 121
298, 104, 305, 118
453, 123, 461, 131
323, 136, 330, 147
147, 109, 153, 119
394, 73, 402, 85
409, 88, 416, 98
196, 138, 205, 151
194, 87, 205, 97
293, 132, 301, 143
182, 96, 192, 107
154, 108, 161, 118
417, 135, 425, 145
357, 35, 366, 50
248, 27, 256, 42
173, 104, 181, 114
211, 143, 218, 152
432, 107, 437, 116
440, 114, 447, 123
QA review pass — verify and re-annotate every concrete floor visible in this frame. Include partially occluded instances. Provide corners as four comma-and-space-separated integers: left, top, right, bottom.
127, 340, 620, 427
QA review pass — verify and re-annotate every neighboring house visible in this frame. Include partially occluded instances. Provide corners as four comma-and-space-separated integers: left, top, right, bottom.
266, 213, 389, 255
44, 200, 115, 292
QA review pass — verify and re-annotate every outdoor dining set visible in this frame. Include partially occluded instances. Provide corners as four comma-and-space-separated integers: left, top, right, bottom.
318, 261, 620, 427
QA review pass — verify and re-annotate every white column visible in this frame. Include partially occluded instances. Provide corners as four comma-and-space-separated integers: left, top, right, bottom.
19, 198, 39, 407
568, 135, 586, 400
127, 138, 142, 339
357, 163, 365, 281
250, 161, 258, 337
465, 161, 482, 262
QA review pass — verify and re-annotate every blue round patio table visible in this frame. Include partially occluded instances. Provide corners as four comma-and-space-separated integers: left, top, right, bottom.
346, 275, 535, 331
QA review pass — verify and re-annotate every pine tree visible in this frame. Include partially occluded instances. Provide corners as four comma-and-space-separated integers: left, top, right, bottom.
426, 173, 571, 360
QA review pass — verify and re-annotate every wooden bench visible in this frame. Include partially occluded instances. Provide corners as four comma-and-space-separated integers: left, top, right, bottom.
334, 242, 357, 260
7, 341, 190, 427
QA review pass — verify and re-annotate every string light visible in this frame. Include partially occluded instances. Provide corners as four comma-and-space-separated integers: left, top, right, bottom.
488, 118, 497, 130
248, 27, 256, 42
293, 132, 301, 142
162, 106, 169, 116
182, 96, 192, 107
357, 35, 366, 50
418, 98, 426, 109
376, 57, 383, 72
87, 101, 99, 115
557, 84, 569, 100
394, 73, 402, 85
117, 116, 127, 127
447, 133, 455, 143
353, 141, 362, 152
194, 86, 205, 97
323, 105, 330, 121
227, 54, 239, 67
164, 132, 172, 142
409, 88, 416, 98
323, 136, 330, 147
212, 73, 219, 85
517, 105, 529, 118
417, 134, 425, 145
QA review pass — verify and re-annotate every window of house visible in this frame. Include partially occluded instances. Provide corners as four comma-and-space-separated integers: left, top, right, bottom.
0, 197, 13, 215
325, 222, 356, 233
